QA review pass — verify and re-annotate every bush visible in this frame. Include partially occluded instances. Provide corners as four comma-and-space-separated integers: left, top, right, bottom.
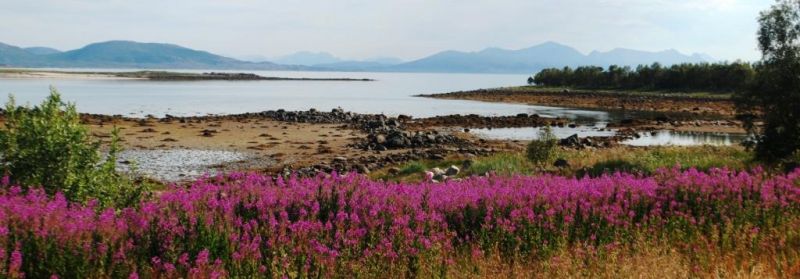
0, 88, 149, 207
526, 126, 558, 164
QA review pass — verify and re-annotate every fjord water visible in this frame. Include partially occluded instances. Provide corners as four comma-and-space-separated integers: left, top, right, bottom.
0, 70, 538, 117
0, 69, 743, 146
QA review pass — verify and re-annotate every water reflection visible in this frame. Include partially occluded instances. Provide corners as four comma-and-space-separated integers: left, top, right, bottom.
470, 126, 616, 141
622, 130, 747, 146
471, 127, 746, 146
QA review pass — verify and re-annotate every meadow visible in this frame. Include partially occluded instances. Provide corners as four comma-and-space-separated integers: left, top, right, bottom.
0, 166, 798, 278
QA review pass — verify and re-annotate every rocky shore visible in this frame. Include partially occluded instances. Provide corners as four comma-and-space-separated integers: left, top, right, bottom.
60, 108, 538, 181
26, 105, 745, 182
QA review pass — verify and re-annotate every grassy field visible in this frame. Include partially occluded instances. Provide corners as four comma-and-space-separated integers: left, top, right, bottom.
372, 145, 754, 182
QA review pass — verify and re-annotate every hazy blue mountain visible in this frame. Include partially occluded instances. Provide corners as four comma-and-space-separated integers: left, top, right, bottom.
389, 42, 712, 73
0, 40, 307, 70
389, 42, 585, 73
0, 42, 44, 66
0, 40, 712, 73
586, 48, 708, 68
313, 61, 393, 71
274, 51, 342, 66
236, 54, 272, 63
272, 51, 405, 69
24, 47, 62, 55
363, 57, 404, 65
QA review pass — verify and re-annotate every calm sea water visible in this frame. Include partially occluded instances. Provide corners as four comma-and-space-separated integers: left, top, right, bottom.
0, 69, 744, 146
0, 69, 577, 118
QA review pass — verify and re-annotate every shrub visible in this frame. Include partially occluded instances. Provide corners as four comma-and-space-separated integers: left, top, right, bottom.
0, 87, 149, 207
526, 126, 558, 164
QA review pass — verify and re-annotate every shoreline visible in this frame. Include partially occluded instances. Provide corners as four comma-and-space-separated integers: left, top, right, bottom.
0, 68, 374, 81
418, 86, 737, 118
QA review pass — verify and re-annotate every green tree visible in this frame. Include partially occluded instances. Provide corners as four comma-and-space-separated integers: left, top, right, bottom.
735, 0, 800, 163
0, 87, 149, 206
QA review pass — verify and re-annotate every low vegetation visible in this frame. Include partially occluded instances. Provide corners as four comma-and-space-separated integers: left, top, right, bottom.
525, 126, 558, 165
0, 88, 149, 207
379, 145, 753, 182
0, 168, 798, 277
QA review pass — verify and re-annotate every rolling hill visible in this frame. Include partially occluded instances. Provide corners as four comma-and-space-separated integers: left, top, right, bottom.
0, 41, 306, 70
0, 40, 712, 73
388, 42, 711, 73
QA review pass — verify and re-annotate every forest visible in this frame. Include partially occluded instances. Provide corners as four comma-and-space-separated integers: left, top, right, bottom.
531, 62, 755, 93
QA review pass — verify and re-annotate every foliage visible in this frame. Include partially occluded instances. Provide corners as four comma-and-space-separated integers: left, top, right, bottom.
568, 145, 753, 176
526, 126, 558, 165
0, 168, 797, 277
398, 161, 428, 176
532, 62, 754, 93
0, 88, 149, 207
735, 0, 800, 164
468, 153, 532, 176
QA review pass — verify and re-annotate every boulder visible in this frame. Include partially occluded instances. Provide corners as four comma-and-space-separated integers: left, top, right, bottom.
553, 158, 569, 168
355, 164, 370, 174
560, 134, 580, 147
445, 165, 460, 176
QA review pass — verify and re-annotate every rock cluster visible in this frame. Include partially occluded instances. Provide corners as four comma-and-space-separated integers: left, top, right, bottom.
407, 113, 565, 129
281, 148, 489, 178
356, 130, 465, 151
559, 134, 615, 149
424, 165, 461, 182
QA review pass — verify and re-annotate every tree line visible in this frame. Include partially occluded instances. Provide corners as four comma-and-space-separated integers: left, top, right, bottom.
530, 62, 755, 93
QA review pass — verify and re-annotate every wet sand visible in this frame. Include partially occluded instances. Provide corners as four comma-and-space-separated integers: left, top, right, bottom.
0, 69, 140, 80
87, 116, 366, 173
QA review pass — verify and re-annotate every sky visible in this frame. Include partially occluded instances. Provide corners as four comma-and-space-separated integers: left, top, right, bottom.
0, 0, 776, 61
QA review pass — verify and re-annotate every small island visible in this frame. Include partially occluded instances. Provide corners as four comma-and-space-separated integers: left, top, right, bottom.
0, 68, 374, 81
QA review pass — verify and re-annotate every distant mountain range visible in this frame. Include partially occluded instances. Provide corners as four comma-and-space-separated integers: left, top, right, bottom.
268, 51, 405, 71
390, 42, 713, 73
0, 40, 714, 73
0, 41, 308, 70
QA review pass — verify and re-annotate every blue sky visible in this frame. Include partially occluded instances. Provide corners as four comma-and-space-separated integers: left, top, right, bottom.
0, 0, 775, 61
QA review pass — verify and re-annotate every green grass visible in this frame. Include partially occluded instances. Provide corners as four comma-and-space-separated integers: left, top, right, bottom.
564, 145, 753, 176
374, 146, 755, 180
466, 153, 535, 176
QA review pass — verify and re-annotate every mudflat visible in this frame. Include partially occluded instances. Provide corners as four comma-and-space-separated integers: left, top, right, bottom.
419, 87, 736, 118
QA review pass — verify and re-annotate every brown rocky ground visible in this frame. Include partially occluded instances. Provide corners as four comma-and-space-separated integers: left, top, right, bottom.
68, 109, 526, 180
